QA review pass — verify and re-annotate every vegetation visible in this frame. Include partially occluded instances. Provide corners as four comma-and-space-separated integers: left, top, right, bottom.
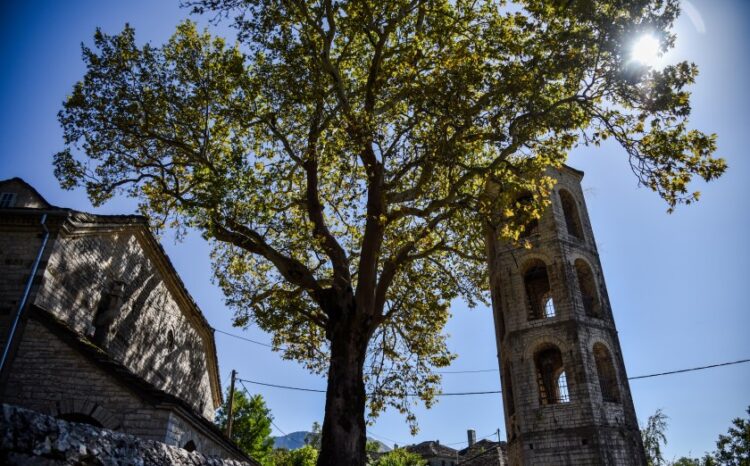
54, 0, 725, 463
271, 446, 319, 466
642, 406, 750, 466
371, 448, 427, 466
215, 390, 275, 464
643, 409, 670, 466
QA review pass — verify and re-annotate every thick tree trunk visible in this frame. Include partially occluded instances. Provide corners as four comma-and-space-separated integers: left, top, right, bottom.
317, 318, 368, 466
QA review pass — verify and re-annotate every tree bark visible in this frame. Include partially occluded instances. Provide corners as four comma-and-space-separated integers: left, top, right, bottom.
317, 311, 369, 466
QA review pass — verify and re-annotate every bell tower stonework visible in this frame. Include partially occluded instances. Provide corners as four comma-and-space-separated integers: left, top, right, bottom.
485, 166, 647, 465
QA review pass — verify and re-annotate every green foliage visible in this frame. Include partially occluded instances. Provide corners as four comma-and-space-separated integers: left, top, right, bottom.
215, 389, 274, 464
714, 406, 750, 466
304, 422, 322, 450
54, 0, 726, 452
643, 409, 669, 466
271, 446, 319, 466
371, 448, 427, 466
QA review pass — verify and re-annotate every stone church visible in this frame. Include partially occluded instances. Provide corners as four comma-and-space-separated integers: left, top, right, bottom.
0, 178, 250, 461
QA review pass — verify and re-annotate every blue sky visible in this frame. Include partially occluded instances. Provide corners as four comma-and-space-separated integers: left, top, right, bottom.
1, 0, 748, 460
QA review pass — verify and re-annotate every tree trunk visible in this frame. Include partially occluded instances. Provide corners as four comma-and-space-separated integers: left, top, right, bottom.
317, 317, 368, 466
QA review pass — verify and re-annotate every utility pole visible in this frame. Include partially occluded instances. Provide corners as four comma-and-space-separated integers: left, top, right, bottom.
226, 369, 237, 437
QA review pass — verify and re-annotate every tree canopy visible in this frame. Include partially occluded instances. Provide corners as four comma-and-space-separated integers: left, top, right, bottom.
54, 0, 725, 463
215, 389, 275, 464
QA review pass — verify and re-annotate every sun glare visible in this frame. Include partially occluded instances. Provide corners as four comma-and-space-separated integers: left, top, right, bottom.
631, 34, 661, 67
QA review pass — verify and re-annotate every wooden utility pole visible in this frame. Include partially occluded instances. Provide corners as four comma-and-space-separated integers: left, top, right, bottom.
226, 369, 237, 437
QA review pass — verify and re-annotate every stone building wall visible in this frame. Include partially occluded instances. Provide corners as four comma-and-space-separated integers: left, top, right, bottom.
0, 215, 57, 353
33, 226, 216, 419
0, 403, 256, 465
3, 319, 237, 458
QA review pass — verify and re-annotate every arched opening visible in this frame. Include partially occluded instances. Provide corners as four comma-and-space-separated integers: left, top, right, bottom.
559, 190, 584, 240
92, 281, 125, 345
574, 259, 601, 318
523, 260, 554, 320
594, 343, 621, 402
534, 345, 570, 405
516, 193, 539, 239
183, 440, 197, 452
57, 412, 104, 428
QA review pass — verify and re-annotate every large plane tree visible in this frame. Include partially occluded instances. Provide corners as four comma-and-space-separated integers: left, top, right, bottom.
54, 0, 724, 463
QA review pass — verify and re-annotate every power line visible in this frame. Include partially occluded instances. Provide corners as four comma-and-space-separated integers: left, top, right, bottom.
235, 357, 750, 397
238, 379, 288, 437
628, 358, 750, 380
214, 328, 276, 348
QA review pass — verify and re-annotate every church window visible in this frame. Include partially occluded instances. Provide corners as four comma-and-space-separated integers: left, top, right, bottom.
183, 440, 197, 452
559, 190, 584, 240
0, 192, 17, 208
535, 345, 570, 405
542, 293, 556, 318
594, 343, 620, 402
575, 259, 601, 317
523, 260, 553, 320
167, 329, 175, 351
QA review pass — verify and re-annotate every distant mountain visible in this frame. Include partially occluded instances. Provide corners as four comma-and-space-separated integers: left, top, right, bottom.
272, 431, 391, 453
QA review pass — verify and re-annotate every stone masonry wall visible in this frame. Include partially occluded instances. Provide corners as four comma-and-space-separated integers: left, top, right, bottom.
3, 319, 239, 459
0, 403, 254, 465
34, 228, 215, 419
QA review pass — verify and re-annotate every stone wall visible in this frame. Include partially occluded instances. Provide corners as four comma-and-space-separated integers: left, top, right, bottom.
3, 319, 239, 459
34, 227, 215, 419
0, 403, 254, 465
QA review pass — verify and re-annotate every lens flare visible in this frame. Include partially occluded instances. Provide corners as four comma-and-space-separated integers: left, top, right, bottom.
631, 34, 661, 67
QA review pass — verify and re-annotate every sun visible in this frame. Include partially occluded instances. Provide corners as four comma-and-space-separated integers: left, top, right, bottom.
631, 34, 661, 67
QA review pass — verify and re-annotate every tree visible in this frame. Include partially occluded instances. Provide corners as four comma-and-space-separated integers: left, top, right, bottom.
371, 448, 427, 466
215, 389, 274, 464
53, 0, 725, 463
714, 406, 750, 466
304, 421, 322, 450
271, 445, 319, 466
643, 409, 669, 466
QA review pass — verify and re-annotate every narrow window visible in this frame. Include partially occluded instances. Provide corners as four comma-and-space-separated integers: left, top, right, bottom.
92, 281, 126, 345
559, 190, 584, 240
535, 345, 570, 404
557, 371, 570, 403
0, 192, 17, 208
167, 329, 175, 351
542, 293, 556, 318
523, 260, 553, 320
594, 343, 621, 402
574, 259, 601, 318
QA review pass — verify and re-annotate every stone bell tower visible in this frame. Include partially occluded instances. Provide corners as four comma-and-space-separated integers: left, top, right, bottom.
485, 166, 646, 465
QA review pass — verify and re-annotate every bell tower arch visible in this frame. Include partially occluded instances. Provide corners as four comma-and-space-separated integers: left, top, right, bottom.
485, 166, 646, 465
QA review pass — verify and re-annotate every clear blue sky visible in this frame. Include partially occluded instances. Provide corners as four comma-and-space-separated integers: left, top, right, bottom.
1, 0, 747, 460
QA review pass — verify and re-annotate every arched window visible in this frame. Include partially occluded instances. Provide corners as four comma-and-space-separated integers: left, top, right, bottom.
559, 190, 584, 240
574, 259, 601, 318
167, 329, 175, 350
594, 343, 621, 403
183, 440, 197, 452
535, 345, 570, 405
92, 281, 126, 345
523, 260, 553, 320
516, 193, 539, 239
57, 412, 104, 428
